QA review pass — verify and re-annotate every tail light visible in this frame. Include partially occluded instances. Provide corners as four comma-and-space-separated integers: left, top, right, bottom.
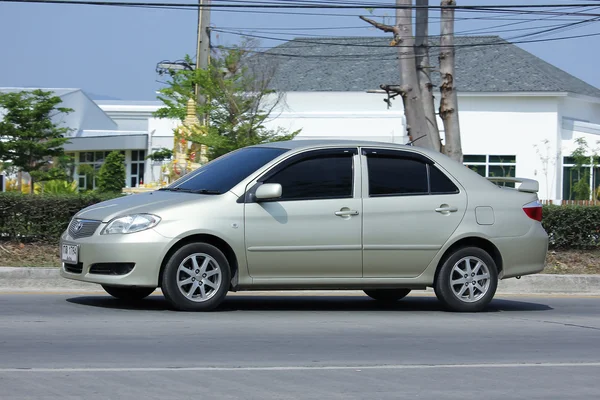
523, 200, 543, 222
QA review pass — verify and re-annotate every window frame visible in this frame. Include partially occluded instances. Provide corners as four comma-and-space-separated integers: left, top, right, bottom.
244, 147, 359, 203
562, 156, 600, 201
362, 148, 460, 198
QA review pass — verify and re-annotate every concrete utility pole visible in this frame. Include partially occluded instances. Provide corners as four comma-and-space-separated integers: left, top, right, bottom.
195, 0, 211, 109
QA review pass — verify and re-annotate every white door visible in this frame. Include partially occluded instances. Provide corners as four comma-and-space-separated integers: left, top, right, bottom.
244, 148, 363, 278
361, 148, 467, 278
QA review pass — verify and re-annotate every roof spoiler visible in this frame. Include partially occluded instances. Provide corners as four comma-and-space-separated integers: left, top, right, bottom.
486, 177, 539, 193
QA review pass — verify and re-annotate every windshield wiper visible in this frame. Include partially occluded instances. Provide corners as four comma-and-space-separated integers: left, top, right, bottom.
191, 189, 222, 195
158, 187, 221, 195
158, 187, 193, 192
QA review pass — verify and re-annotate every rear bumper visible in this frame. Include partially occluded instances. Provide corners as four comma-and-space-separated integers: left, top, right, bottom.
59, 228, 171, 288
494, 223, 549, 280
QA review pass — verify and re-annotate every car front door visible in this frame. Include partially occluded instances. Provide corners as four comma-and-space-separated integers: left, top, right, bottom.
244, 148, 363, 279
361, 148, 467, 278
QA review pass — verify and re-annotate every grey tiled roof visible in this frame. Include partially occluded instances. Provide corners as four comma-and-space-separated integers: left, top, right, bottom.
257, 36, 600, 97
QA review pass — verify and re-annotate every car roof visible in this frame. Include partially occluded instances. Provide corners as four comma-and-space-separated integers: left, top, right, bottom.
253, 139, 409, 151
252, 139, 452, 161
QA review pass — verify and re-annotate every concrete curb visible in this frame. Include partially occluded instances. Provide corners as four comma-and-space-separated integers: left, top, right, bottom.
0, 267, 599, 295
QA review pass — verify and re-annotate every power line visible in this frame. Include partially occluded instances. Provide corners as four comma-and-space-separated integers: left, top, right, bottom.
4, 0, 600, 11
212, 26, 600, 48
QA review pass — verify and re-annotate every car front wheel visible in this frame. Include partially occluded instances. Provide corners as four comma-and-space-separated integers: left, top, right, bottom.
102, 285, 156, 301
434, 247, 498, 312
364, 289, 411, 302
161, 243, 230, 311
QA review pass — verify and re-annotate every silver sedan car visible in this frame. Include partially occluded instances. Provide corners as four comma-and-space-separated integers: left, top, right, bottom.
60, 140, 548, 312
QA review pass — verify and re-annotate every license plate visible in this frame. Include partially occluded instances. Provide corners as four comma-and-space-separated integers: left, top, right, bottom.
61, 244, 79, 264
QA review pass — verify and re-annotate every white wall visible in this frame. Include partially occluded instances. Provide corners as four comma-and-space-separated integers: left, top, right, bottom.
265, 92, 409, 144
267, 91, 563, 200
456, 95, 560, 200
559, 96, 600, 154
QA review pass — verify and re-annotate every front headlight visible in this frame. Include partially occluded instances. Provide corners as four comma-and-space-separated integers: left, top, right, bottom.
101, 214, 161, 235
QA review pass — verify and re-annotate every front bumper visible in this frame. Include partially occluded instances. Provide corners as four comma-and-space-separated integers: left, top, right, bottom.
59, 227, 172, 288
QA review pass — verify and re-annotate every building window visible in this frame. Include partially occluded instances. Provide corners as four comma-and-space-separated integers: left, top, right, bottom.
464, 155, 516, 188
130, 150, 146, 187
562, 156, 600, 201
76, 151, 125, 191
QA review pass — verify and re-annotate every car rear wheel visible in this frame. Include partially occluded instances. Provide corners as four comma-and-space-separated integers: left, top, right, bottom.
434, 247, 498, 312
161, 243, 230, 311
364, 289, 411, 302
101, 285, 156, 301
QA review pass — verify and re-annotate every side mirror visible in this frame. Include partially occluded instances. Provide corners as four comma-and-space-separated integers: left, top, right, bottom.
255, 183, 282, 201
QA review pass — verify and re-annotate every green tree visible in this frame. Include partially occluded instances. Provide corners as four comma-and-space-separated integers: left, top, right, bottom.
0, 90, 73, 193
569, 138, 599, 201
97, 151, 126, 193
155, 40, 299, 161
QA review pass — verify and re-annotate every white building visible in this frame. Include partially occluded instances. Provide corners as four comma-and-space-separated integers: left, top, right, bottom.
0, 88, 174, 190
259, 36, 600, 202
2, 36, 600, 201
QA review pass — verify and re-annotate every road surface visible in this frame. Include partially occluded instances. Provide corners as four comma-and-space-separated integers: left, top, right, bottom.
1, 292, 599, 399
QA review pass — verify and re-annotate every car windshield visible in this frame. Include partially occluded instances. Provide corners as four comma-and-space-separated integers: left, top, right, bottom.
163, 147, 288, 194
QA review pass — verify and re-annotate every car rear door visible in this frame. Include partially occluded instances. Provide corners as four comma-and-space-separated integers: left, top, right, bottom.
244, 148, 363, 279
361, 148, 467, 278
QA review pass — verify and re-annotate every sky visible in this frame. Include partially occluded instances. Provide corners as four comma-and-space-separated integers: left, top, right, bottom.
1, 0, 600, 100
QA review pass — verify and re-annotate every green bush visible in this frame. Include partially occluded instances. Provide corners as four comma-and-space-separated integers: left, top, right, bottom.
542, 205, 600, 250
1, 193, 598, 249
97, 151, 126, 193
0, 192, 120, 244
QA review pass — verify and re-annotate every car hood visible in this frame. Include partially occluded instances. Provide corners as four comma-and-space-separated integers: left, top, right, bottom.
74, 191, 206, 222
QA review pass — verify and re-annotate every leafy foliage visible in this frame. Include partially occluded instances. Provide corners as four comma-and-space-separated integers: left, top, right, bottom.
543, 205, 600, 249
147, 148, 173, 161
155, 40, 299, 161
0, 90, 73, 191
97, 151, 126, 193
0, 192, 122, 244
568, 138, 599, 201
34, 180, 78, 195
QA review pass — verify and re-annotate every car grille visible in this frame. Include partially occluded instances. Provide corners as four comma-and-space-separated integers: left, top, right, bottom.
68, 218, 101, 239
64, 262, 83, 274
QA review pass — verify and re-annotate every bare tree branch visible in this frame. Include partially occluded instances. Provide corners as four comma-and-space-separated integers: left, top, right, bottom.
439, 0, 463, 162
415, 0, 441, 152
359, 15, 398, 35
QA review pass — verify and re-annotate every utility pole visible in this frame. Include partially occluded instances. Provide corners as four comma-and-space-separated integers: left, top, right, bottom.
195, 0, 211, 110
195, 0, 211, 163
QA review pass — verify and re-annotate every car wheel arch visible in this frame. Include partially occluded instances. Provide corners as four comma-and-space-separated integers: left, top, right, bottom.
434, 236, 503, 285
158, 234, 239, 290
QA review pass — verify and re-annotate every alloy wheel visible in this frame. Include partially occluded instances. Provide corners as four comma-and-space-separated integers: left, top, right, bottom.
176, 253, 222, 303
450, 256, 491, 303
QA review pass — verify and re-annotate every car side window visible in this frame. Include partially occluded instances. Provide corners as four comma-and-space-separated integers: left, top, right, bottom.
429, 165, 459, 194
367, 156, 429, 196
365, 150, 459, 197
263, 153, 354, 201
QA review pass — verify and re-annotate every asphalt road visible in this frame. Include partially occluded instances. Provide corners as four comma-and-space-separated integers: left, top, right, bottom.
1, 292, 600, 399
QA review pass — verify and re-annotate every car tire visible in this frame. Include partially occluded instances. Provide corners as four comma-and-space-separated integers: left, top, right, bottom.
434, 246, 498, 312
364, 289, 411, 302
101, 285, 156, 301
161, 243, 230, 311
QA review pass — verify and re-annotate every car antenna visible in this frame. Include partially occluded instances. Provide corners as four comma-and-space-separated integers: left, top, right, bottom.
407, 135, 427, 146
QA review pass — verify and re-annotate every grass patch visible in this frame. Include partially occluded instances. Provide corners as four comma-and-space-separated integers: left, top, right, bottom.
1, 242, 599, 274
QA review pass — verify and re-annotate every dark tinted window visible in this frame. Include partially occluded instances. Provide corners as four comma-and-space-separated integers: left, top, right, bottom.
265, 154, 353, 200
429, 166, 459, 194
169, 147, 287, 193
368, 156, 428, 196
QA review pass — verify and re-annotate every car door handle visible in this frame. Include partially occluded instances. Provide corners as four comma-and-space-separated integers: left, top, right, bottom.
435, 206, 458, 213
335, 210, 359, 217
